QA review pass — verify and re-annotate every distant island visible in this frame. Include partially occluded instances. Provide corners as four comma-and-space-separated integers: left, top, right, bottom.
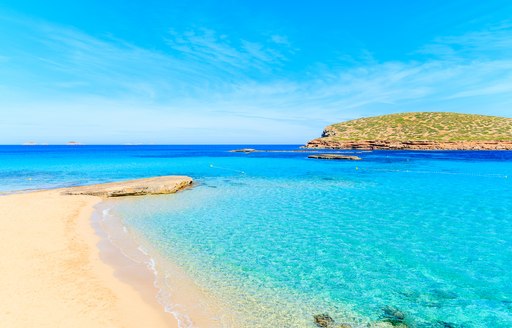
306, 112, 512, 150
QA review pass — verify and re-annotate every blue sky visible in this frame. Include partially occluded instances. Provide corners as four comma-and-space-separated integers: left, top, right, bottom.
1, 1, 512, 144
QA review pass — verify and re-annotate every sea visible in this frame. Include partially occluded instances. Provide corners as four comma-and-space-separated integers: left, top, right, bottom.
1, 145, 511, 327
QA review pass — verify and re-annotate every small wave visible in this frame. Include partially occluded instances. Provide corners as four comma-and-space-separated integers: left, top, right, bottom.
96, 204, 196, 328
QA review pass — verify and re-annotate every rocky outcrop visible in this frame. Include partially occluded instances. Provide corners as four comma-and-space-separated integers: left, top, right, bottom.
308, 154, 361, 160
306, 138, 512, 150
62, 176, 193, 197
229, 148, 257, 153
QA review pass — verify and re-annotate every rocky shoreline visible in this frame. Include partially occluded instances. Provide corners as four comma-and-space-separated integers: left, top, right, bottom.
306, 138, 512, 150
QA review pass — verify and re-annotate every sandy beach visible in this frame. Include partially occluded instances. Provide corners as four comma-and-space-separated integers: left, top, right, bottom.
0, 183, 187, 327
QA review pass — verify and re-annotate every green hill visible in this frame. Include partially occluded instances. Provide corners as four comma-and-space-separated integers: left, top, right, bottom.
306, 112, 512, 150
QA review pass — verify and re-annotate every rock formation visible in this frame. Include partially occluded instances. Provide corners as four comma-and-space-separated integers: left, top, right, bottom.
62, 176, 193, 197
308, 154, 362, 160
229, 148, 257, 153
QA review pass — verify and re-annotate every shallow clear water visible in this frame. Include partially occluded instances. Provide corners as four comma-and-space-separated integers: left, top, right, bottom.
1, 146, 512, 327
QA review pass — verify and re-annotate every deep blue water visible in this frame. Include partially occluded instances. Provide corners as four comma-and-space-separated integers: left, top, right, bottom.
1, 145, 511, 327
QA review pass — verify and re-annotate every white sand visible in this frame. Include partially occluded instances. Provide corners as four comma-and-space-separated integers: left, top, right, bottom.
0, 190, 177, 327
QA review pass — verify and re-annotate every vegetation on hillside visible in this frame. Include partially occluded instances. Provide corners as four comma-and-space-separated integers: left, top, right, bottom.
323, 112, 512, 142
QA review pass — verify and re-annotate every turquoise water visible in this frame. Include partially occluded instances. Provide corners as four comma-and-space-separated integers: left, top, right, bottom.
1, 146, 512, 327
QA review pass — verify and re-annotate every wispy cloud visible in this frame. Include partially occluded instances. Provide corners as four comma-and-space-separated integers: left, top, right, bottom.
1, 14, 512, 143
165, 28, 286, 74
416, 22, 512, 60
270, 34, 290, 46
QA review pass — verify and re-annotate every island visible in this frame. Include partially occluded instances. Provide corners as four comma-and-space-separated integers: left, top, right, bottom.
306, 112, 512, 150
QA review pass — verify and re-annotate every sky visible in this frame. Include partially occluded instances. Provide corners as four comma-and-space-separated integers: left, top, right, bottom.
1, 0, 512, 144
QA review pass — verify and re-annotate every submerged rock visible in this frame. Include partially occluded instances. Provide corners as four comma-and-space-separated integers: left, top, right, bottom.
308, 154, 362, 160
371, 323, 395, 328
435, 321, 460, 328
415, 321, 462, 328
382, 306, 405, 320
314, 314, 335, 327
431, 289, 458, 300
313, 314, 353, 328
380, 306, 407, 327
372, 322, 411, 328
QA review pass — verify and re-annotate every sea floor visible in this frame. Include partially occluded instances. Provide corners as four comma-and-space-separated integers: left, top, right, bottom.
106, 153, 511, 327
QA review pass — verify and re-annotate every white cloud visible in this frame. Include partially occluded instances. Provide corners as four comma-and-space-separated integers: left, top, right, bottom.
165, 28, 285, 74
416, 23, 512, 60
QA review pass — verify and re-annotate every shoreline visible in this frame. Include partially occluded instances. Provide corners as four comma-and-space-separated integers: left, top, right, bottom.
306, 139, 512, 150
94, 198, 230, 327
91, 202, 180, 327
0, 177, 192, 328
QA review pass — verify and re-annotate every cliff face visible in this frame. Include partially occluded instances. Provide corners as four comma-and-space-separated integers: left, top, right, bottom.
306, 112, 512, 150
307, 138, 512, 150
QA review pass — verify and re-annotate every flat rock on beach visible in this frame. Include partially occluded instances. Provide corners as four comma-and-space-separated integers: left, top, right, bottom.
62, 176, 193, 197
